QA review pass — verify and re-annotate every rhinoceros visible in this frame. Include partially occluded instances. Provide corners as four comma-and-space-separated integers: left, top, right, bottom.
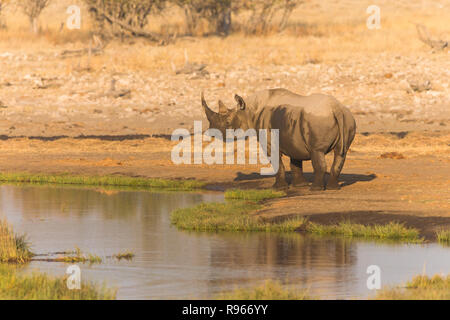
201, 88, 356, 190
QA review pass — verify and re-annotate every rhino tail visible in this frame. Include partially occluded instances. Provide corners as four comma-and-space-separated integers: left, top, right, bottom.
333, 107, 346, 156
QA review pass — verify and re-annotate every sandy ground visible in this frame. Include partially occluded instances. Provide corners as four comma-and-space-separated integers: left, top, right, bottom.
0, 47, 448, 137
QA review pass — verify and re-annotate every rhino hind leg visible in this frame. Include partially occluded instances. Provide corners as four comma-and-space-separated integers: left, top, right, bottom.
272, 155, 288, 190
310, 151, 326, 191
290, 158, 309, 187
327, 150, 346, 190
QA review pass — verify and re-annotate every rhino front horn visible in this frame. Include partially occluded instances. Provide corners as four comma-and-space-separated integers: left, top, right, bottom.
201, 92, 217, 121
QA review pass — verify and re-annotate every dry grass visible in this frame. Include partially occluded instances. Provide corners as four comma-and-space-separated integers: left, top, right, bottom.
0, 265, 116, 300
217, 280, 311, 300
0, 1, 448, 138
0, 219, 33, 264
0, 172, 205, 190
307, 221, 423, 242
0, 0, 448, 71
225, 189, 286, 201
375, 274, 450, 300
352, 132, 450, 158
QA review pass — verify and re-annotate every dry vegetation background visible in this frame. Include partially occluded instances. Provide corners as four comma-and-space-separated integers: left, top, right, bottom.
0, 0, 448, 137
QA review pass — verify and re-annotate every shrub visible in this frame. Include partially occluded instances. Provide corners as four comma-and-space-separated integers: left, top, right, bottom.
174, 0, 232, 36
84, 0, 166, 38
18, 0, 51, 33
239, 0, 304, 34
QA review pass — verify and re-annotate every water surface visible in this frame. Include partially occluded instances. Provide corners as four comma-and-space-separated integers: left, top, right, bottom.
1, 184, 448, 299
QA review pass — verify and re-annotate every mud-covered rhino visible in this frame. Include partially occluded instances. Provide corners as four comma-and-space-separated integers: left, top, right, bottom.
201, 88, 356, 190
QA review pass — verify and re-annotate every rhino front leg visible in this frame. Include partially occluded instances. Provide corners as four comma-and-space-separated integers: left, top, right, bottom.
290, 158, 309, 187
310, 150, 326, 191
327, 150, 346, 190
272, 155, 288, 190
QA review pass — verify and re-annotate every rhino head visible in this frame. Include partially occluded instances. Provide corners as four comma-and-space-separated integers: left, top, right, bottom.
201, 92, 253, 136
201, 93, 234, 136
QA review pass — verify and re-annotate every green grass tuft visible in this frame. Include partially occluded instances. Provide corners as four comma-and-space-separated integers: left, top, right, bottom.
217, 280, 311, 300
171, 200, 305, 232
44, 247, 103, 264
52, 254, 102, 264
225, 189, 286, 201
0, 220, 33, 264
0, 172, 205, 191
172, 188, 296, 232
306, 221, 423, 242
375, 274, 450, 300
436, 229, 450, 244
172, 188, 423, 243
0, 265, 116, 300
113, 251, 135, 261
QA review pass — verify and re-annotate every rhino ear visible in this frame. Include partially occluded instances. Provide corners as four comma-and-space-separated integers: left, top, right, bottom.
218, 100, 227, 114
234, 94, 246, 110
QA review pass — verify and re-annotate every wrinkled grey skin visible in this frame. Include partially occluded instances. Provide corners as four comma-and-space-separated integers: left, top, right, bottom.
202, 88, 356, 190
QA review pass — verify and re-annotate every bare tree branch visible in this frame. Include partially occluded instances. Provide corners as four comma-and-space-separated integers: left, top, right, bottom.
18, 0, 51, 33
100, 10, 162, 41
416, 24, 448, 50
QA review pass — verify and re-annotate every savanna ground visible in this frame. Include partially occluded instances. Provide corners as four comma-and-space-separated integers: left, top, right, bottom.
0, 0, 449, 240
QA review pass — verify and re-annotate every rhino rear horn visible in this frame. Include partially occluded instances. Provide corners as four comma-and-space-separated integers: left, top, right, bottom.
218, 100, 227, 114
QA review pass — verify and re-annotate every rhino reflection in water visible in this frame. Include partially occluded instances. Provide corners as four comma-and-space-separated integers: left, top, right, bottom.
201, 88, 356, 191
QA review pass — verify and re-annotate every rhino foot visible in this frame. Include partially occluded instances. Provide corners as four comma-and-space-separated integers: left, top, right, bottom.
326, 182, 341, 190
272, 180, 289, 190
310, 184, 325, 191
292, 180, 309, 187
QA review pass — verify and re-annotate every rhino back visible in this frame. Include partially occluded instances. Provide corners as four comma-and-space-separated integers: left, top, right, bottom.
247, 88, 302, 111
248, 89, 339, 115
252, 102, 340, 159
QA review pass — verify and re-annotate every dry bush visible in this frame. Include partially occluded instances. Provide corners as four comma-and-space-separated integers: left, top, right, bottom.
84, 0, 166, 39
174, 0, 232, 36
238, 0, 305, 35
173, 0, 305, 36
0, 1, 9, 16
18, 0, 51, 33
0, 0, 9, 29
